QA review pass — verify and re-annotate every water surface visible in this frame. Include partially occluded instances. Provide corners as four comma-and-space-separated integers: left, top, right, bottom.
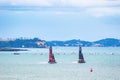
0, 47, 120, 80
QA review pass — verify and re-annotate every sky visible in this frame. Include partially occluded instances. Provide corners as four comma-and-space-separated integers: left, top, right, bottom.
0, 0, 120, 41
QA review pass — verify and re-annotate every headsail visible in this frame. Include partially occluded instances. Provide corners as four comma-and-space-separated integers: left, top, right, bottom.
48, 46, 56, 64
78, 46, 85, 63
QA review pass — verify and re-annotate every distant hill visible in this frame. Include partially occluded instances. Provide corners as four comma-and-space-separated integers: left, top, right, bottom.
93, 38, 120, 47
46, 39, 92, 47
46, 38, 120, 47
0, 38, 120, 48
0, 38, 46, 48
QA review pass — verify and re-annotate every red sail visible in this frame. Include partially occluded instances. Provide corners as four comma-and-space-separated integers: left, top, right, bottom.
48, 46, 56, 64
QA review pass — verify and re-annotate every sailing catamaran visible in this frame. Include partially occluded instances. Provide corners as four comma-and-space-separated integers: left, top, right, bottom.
78, 46, 85, 63
48, 46, 56, 64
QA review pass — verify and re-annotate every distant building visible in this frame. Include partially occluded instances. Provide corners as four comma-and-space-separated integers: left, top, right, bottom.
36, 41, 46, 46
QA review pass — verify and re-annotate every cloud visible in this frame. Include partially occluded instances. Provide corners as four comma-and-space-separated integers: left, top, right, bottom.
67, 0, 120, 7
85, 7, 120, 17
0, 0, 52, 6
0, 0, 120, 7
0, 0, 120, 17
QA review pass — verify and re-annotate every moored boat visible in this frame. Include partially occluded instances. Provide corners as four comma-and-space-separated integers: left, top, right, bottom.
14, 52, 20, 55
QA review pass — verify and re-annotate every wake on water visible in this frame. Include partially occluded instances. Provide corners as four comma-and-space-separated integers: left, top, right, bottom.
72, 61, 78, 64
38, 62, 48, 64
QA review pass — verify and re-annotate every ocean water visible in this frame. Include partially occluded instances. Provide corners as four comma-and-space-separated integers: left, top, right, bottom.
0, 47, 120, 80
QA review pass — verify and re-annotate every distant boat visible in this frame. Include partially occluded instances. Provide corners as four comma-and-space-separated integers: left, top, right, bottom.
14, 52, 20, 55
48, 46, 56, 64
78, 46, 85, 63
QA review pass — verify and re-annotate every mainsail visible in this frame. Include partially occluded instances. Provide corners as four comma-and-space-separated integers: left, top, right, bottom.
78, 46, 85, 63
48, 46, 56, 64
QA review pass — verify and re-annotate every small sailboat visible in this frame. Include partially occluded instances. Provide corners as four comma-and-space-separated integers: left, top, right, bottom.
48, 46, 56, 64
78, 46, 85, 63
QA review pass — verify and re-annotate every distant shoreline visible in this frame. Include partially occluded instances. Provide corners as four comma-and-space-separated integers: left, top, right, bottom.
0, 48, 28, 51
0, 38, 120, 47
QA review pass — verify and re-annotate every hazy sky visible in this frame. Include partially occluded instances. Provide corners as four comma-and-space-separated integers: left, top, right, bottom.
0, 0, 120, 41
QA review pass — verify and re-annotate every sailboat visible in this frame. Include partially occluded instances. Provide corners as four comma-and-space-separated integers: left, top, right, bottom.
48, 46, 56, 64
78, 46, 85, 63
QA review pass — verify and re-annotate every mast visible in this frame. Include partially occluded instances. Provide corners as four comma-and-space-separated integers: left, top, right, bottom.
78, 46, 85, 63
48, 46, 56, 64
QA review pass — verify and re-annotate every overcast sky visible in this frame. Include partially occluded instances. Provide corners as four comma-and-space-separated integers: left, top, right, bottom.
0, 0, 120, 41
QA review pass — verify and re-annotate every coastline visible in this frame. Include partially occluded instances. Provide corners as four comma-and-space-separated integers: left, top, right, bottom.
0, 48, 28, 51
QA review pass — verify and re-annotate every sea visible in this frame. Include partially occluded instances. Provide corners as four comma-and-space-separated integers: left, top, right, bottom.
0, 47, 120, 80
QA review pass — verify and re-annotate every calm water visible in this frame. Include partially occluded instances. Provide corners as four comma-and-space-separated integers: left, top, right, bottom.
0, 47, 120, 80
